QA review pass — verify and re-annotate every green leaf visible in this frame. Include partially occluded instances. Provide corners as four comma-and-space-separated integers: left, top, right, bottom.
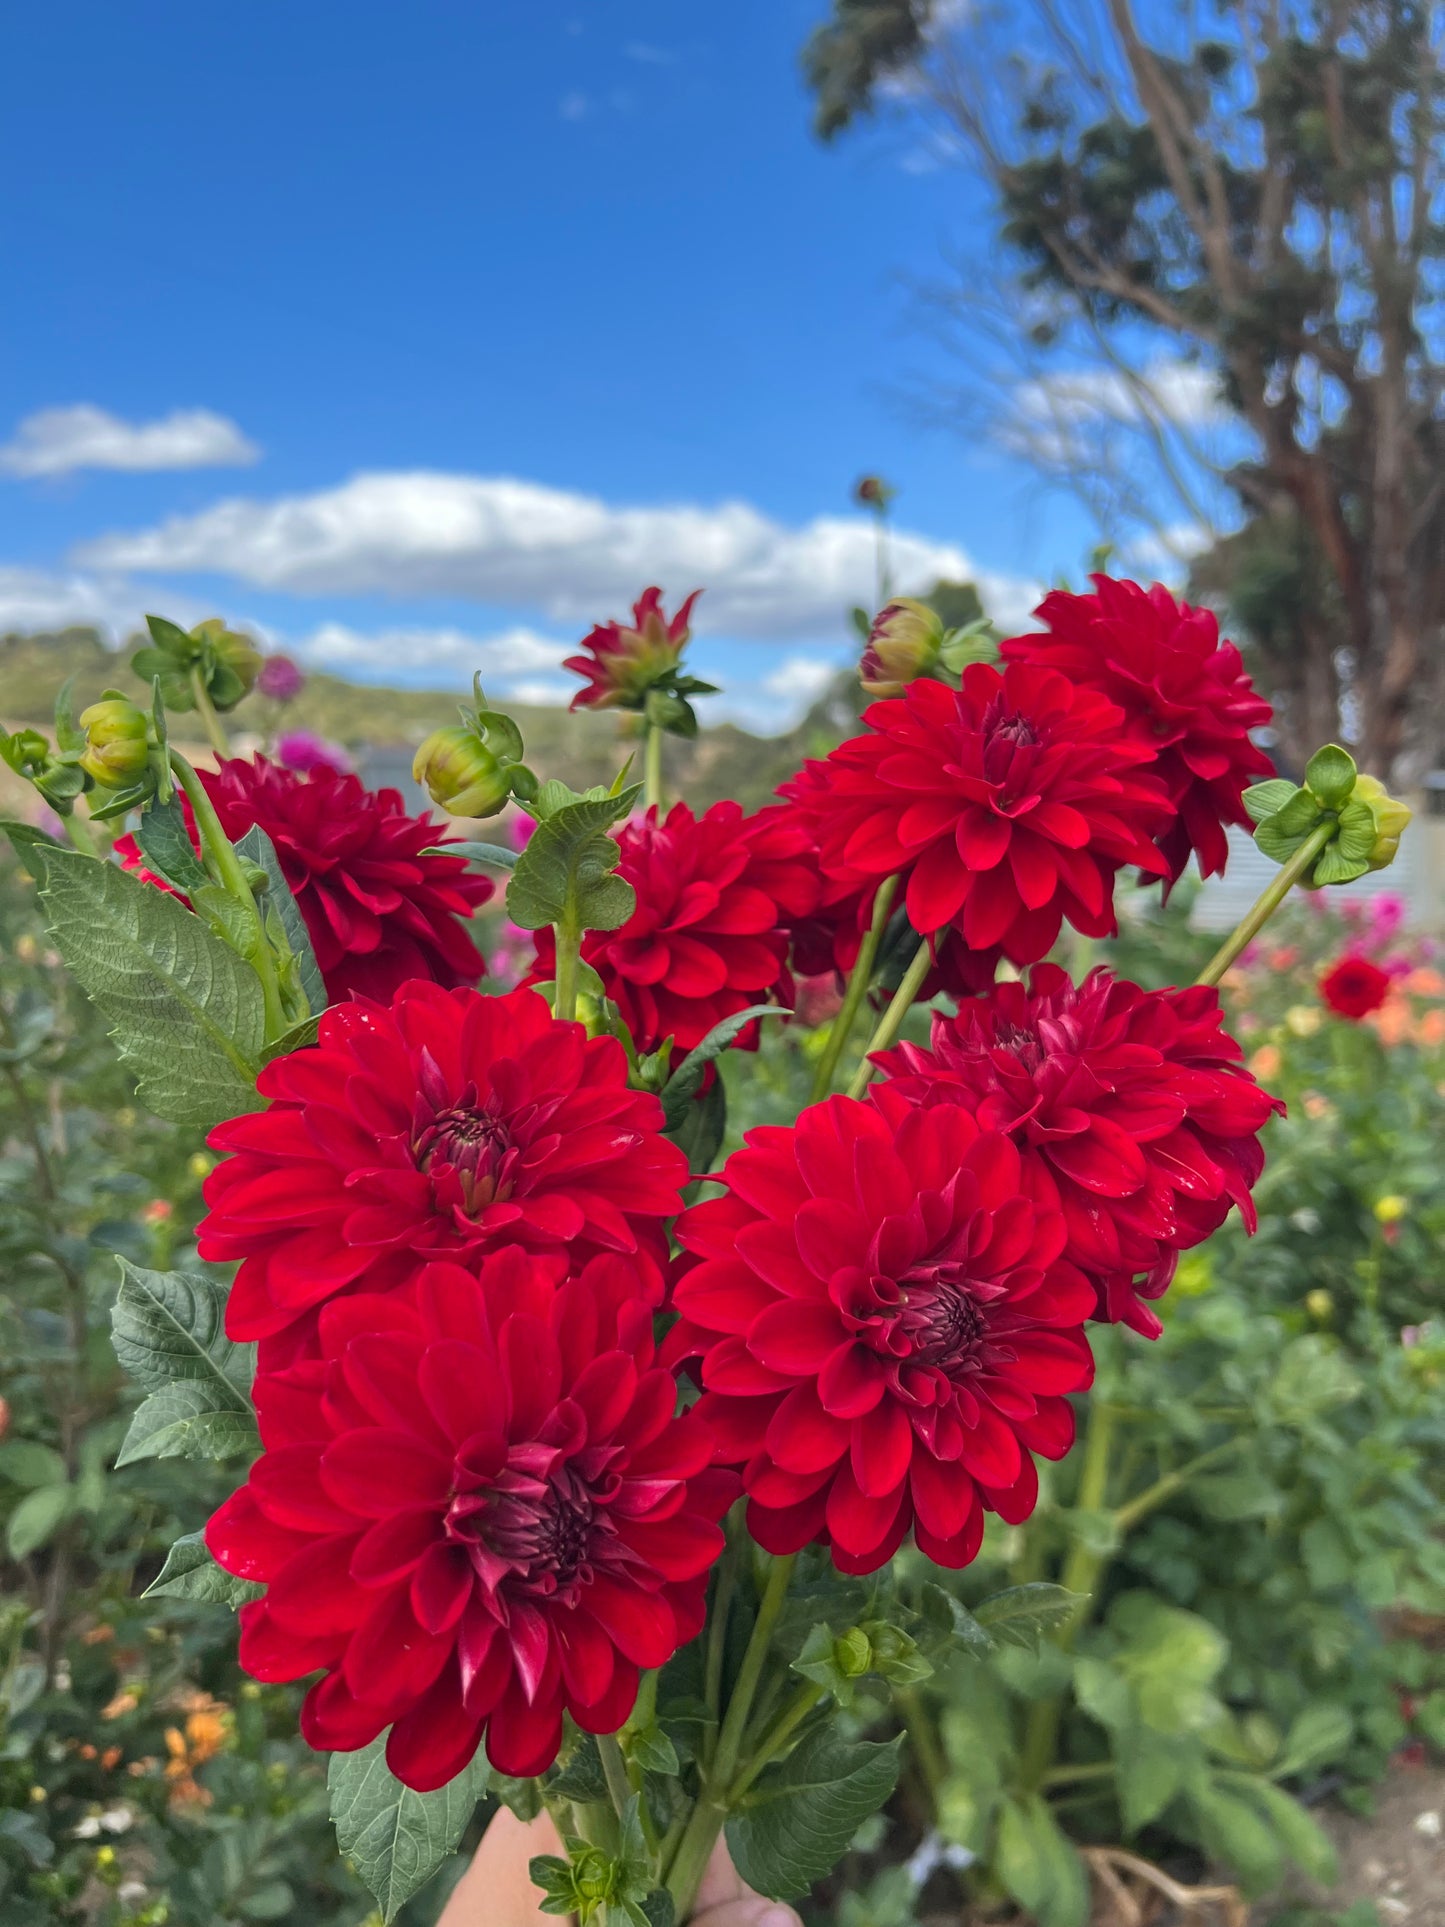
1312, 842, 1370, 886
1115, 1725, 1185, 1831
666, 1074, 727, 1180
7, 1482, 74, 1560
973, 1584, 1082, 1651
627, 1725, 680, 1777
329, 1733, 489, 1922
1246, 1778, 1338, 1886
144, 612, 198, 657
1304, 743, 1357, 810
32, 841, 266, 1127
992, 1794, 1088, 1927
917, 1582, 993, 1660
135, 796, 209, 894
0, 817, 61, 881
1193, 1782, 1284, 1895
0, 1440, 68, 1489
236, 825, 327, 1019
506, 787, 643, 934
725, 1726, 903, 1901
143, 1530, 263, 1607
1274, 1701, 1353, 1778
660, 1006, 784, 1128
428, 841, 518, 870
111, 1260, 257, 1467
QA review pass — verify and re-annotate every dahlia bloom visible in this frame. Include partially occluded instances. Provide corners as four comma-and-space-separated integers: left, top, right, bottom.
669, 1097, 1095, 1574
871, 965, 1284, 1337
208, 1252, 734, 1787
1001, 578, 1273, 886
200, 983, 688, 1346
784, 664, 1170, 970
563, 586, 701, 712
529, 802, 807, 1055
116, 755, 489, 1003
1320, 955, 1392, 1020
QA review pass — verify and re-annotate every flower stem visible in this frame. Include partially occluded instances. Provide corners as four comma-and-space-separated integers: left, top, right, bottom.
61, 809, 100, 857
643, 713, 665, 813
844, 936, 933, 1101
1195, 821, 1334, 987
170, 751, 287, 1041
665, 1552, 797, 1916
597, 1732, 636, 1822
809, 875, 897, 1103
188, 666, 232, 757
726, 1680, 824, 1801
702, 1519, 742, 1768
553, 913, 582, 1023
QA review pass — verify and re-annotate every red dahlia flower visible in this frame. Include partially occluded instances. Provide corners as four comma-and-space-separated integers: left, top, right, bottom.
1001, 578, 1274, 886
1320, 955, 1392, 1020
563, 586, 701, 712
529, 802, 806, 1055
116, 755, 490, 1004
208, 1252, 734, 1788
669, 1096, 1095, 1574
783, 664, 1170, 970
871, 965, 1284, 1337
199, 982, 688, 1347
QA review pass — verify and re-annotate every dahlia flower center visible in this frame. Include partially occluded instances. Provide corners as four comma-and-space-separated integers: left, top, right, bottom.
412, 1083, 518, 1212
980, 698, 1041, 795
446, 1456, 621, 1605
993, 1019, 1044, 1074
898, 1270, 989, 1374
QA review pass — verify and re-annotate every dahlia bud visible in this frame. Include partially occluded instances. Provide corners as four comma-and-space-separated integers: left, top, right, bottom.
854, 473, 895, 512
412, 726, 512, 818
196, 620, 262, 709
859, 597, 945, 697
1348, 775, 1412, 871
78, 696, 151, 788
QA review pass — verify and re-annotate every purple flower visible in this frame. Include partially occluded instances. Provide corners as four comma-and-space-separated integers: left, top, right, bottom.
256, 655, 305, 702
276, 730, 350, 776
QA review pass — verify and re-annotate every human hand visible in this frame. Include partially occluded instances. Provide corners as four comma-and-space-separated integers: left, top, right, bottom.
438, 1807, 803, 1927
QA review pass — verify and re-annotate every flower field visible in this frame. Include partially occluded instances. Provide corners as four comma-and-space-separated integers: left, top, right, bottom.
1, 582, 1442, 1927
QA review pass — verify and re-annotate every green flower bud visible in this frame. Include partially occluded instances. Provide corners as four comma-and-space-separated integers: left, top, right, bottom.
1349, 774, 1412, 871
833, 1626, 874, 1679
859, 597, 946, 697
79, 696, 151, 787
412, 725, 511, 818
196, 620, 263, 710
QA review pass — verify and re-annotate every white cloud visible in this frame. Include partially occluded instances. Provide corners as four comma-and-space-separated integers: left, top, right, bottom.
0, 565, 223, 640
1006, 360, 1225, 464
74, 468, 1025, 640
1121, 521, 1212, 578
764, 656, 837, 703
295, 620, 569, 688
0, 405, 259, 479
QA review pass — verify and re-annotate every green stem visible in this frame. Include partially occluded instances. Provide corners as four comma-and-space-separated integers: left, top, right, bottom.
1196, 821, 1334, 987
61, 809, 100, 856
845, 937, 934, 1100
727, 1681, 824, 1802
643, 713, 665, 813
553, 914, 581, 1023
702, 1521, 742, 1768
188, 666, 232, 757
809, 875, 898, 1103
1111, 1438, 1243, 1535
1018, 1401, 1118, 1791
597, 1732, 636, 1820
170, 752, 287, 1039
1042, 1760, 1117, 1789
665, 1553, 797, 1916
896, 1687, 948, 1799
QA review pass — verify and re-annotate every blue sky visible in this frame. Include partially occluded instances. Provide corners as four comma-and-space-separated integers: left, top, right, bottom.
0, 0, 1124, 729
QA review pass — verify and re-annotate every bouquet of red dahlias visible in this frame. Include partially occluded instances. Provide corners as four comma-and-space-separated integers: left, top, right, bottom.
0, 586, 1411, 1922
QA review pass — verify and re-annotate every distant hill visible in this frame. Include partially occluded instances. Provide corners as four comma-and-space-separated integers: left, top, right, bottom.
0, 626, 863, 812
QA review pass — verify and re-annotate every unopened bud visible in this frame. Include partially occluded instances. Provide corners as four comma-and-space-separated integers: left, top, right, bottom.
412, 726, 511, 818
1349, 775, 1412, 872
854, 474, 895, 511
79, 697, 150, 787
860, 597, 945, 697
833, 1627, 873, 1679
198, 621, 262, 709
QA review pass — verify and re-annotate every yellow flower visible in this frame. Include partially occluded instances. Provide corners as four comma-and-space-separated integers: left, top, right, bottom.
1374, 1195, 1408, 1224
187, 1152, 213, 1180
1306, 1289, 1334, 1321
1286, 1004, 1323, 1037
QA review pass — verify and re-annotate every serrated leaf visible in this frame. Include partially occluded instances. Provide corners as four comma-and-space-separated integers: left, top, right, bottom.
7, 1482, 74, 1560
135, 796, 209, 894
660, 1006, 783, 1128
0, 818, 61, 881
32, 841, 265, 1127
236, 825, 327, 1019
725, 1726, 903, 1901
974, 1584, 1081, 1651
329, 1731, 489, 1922
143, 1529, 264, 1607
111, 1260, 257, 1465
506, 788, 643, 934
428, 841, 518, 870
918, 1582, 993, 1660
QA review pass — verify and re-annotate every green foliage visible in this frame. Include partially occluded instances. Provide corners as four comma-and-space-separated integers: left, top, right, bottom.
726, 1727, 904, 1900
110, 1261, 258, 1468
21, 836, 266, 1127
328, 1734, 490, 1922
505, 781, 643, 934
